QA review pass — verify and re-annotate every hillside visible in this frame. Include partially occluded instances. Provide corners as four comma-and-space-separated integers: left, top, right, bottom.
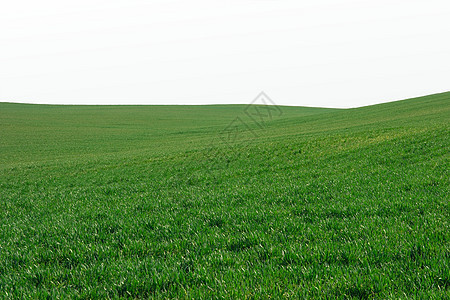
0, 92, 449, 298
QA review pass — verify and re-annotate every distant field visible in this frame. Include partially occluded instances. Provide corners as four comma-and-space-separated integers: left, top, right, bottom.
0, 92, 449, 298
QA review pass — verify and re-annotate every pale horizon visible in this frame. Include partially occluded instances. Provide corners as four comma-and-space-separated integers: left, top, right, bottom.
2, 90, 449, 109
1, 0, 449, 108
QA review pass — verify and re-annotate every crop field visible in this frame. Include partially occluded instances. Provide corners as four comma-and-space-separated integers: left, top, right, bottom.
0, 92, 449, 298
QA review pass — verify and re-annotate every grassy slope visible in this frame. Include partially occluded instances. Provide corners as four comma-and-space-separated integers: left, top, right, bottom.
0, 93, 449, 298
0, 104, 336, 166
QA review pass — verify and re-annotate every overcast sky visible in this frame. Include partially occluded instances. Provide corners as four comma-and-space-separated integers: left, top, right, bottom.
1, 0, 449, 108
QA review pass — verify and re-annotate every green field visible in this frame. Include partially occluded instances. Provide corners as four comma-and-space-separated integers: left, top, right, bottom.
0, 92, 449, 298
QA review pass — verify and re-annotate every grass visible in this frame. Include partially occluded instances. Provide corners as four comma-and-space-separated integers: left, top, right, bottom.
0, 92, 449, 298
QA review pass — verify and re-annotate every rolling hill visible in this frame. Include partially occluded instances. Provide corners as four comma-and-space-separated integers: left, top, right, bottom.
0, 92, 449, 298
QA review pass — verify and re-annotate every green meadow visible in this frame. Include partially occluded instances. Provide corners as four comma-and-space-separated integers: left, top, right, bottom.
0, 92, 449, 298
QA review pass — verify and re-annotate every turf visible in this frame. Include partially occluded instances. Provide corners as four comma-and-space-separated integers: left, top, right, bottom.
0, 92, 449, 298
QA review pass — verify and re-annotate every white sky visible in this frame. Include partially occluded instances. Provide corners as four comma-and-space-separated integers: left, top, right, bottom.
1, 0, 449, 108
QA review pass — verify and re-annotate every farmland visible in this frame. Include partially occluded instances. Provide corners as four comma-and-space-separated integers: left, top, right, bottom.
0, 92, 449, 298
